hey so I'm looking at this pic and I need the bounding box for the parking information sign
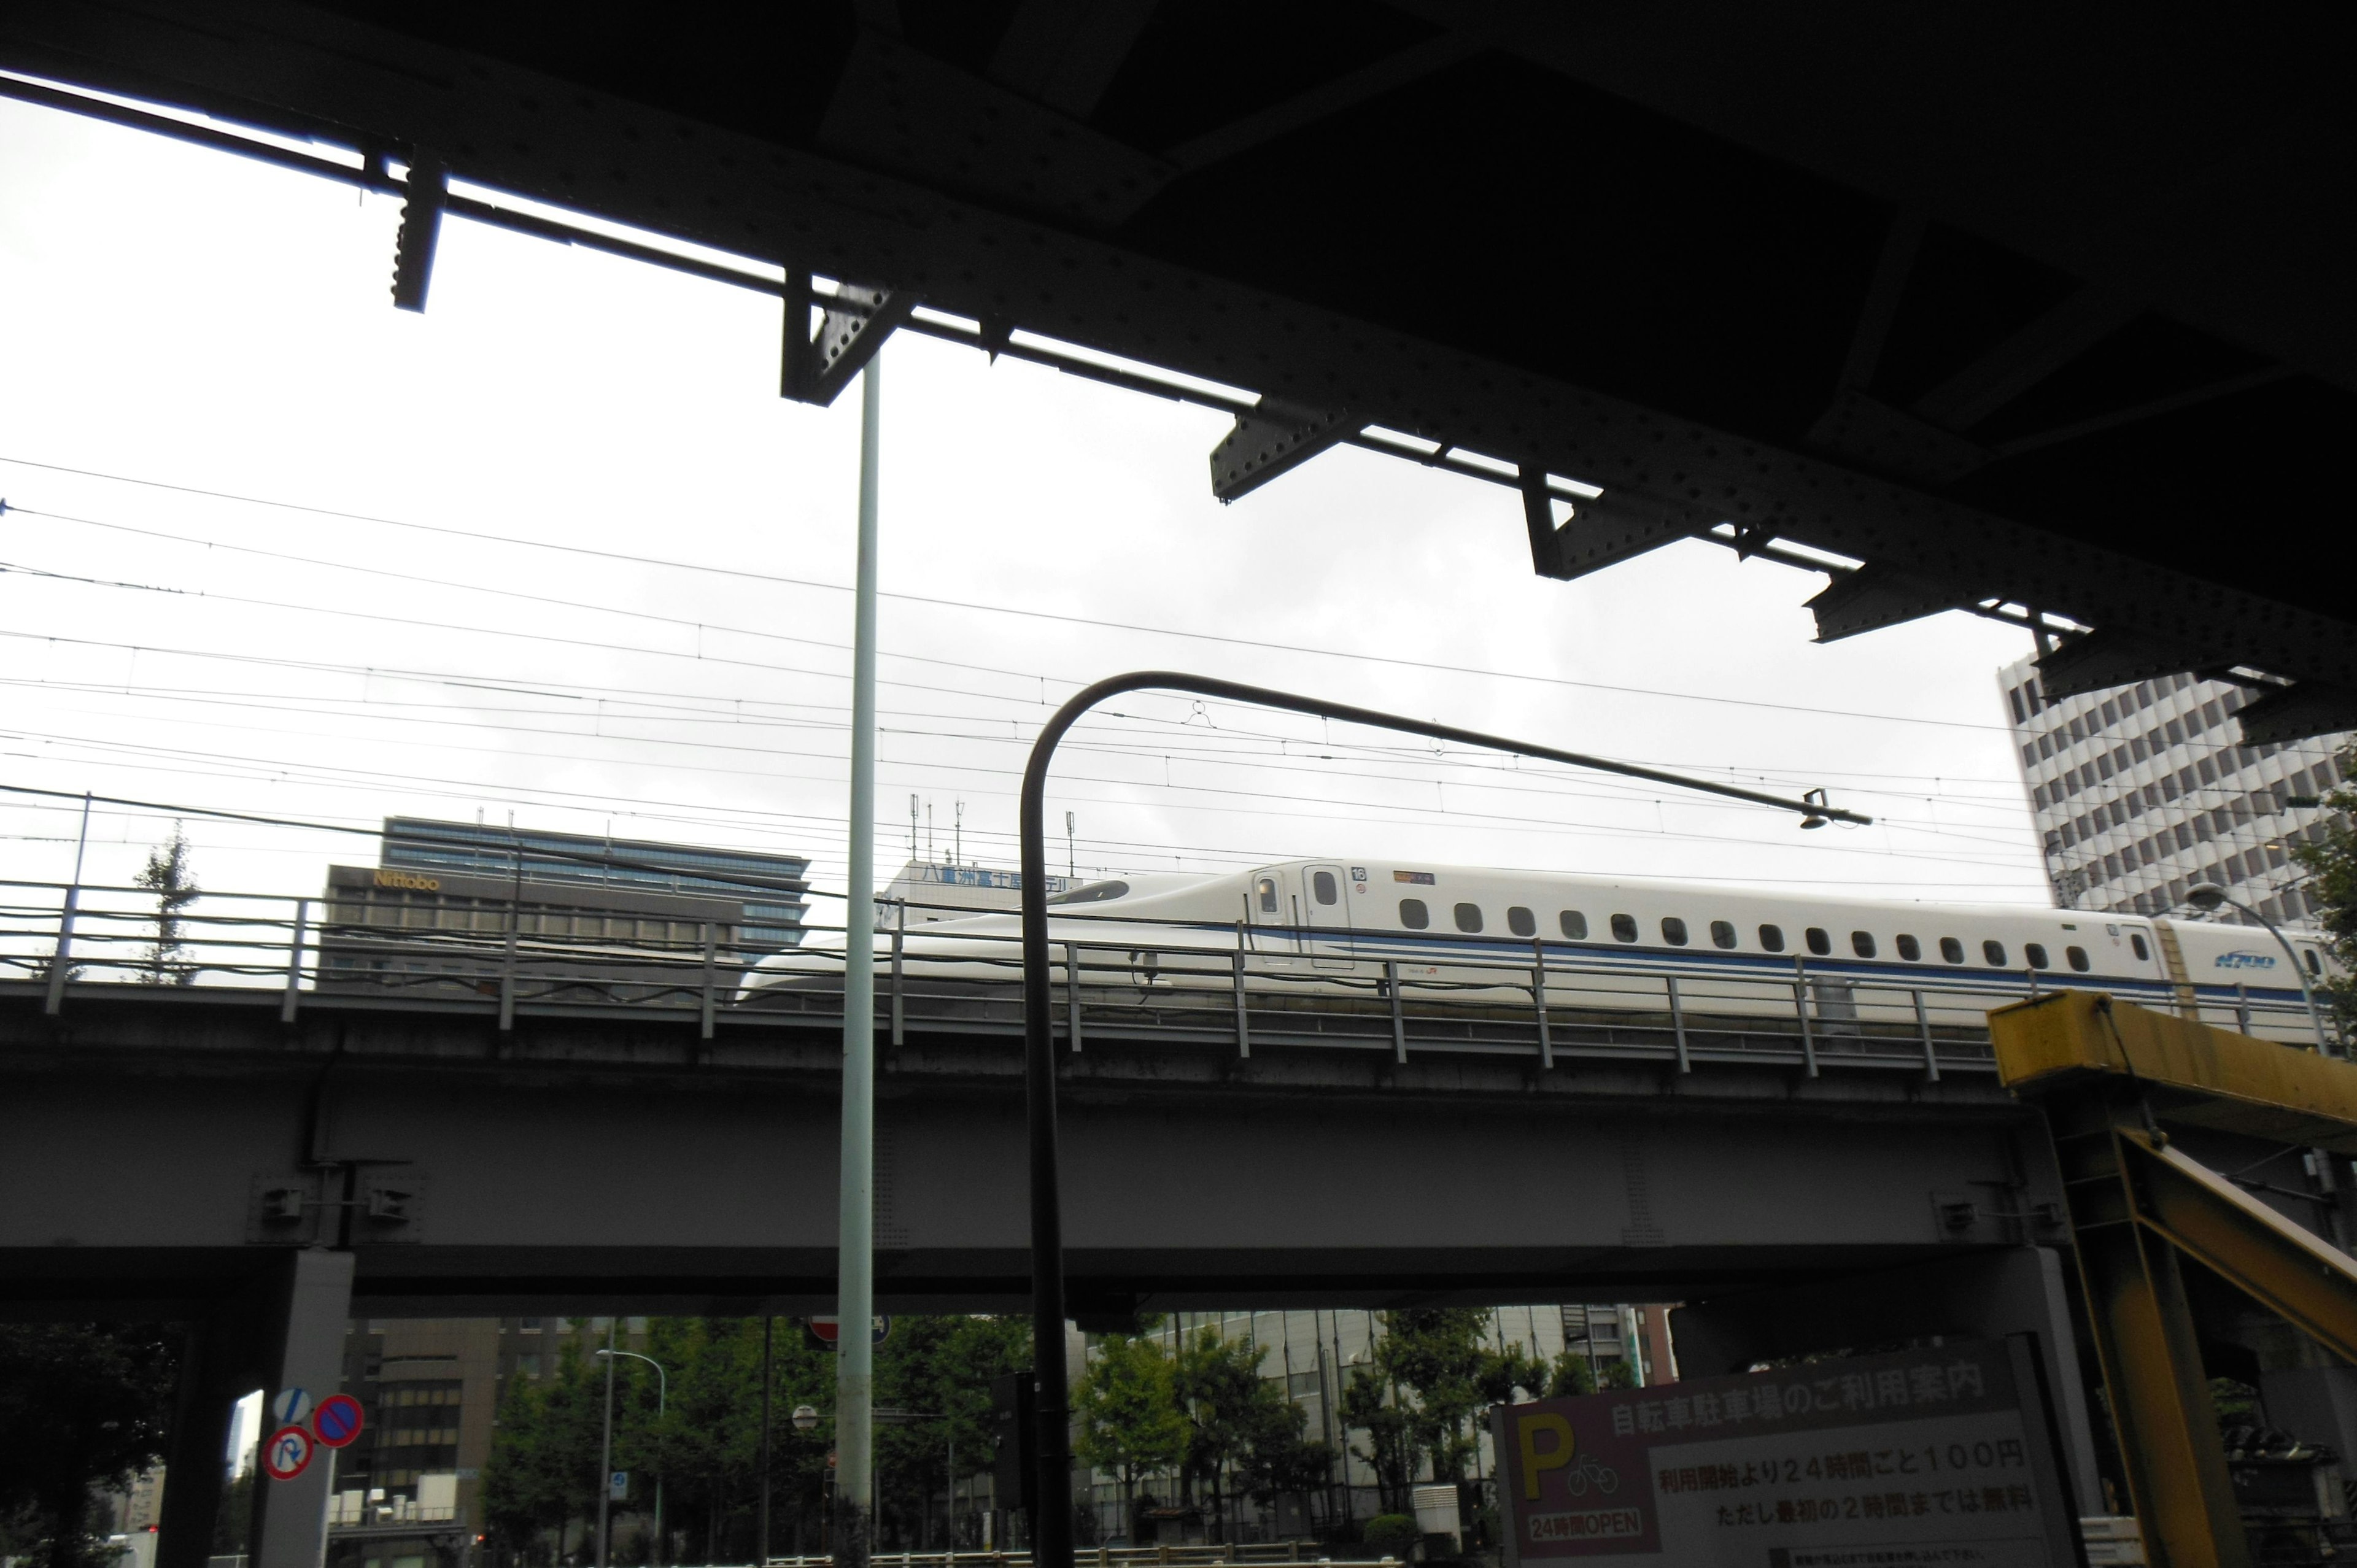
[1492,1338,2080,1567]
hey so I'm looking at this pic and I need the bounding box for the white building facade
[1998,657,2348,922]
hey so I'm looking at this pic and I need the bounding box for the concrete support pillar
[1670,1246,2103,1512]
[157,1309,252,1568]
[251,1249,356,1568]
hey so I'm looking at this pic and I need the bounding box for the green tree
[874,1315,1030,1548]
[1074,1331,1186,1531]
[1172,1327,1329,1541]
[134,824,200,984]
[0,1324,179,1568]
[1341,1312,1546,1510]
[2292,748,2357,1029]
[1544,1351,1596,1399]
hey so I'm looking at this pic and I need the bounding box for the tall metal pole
[1016,671,1870,1568]
[759,1318,773,1566]
[597,1318,617,1568]
[835,355,884,1568]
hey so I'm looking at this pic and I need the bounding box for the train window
[1611,913,1639,943]
[1940,937,1965,964]
[1851,931,1877,959]
[1399,898,1430,929]
[1710,919,1738,949]
[2067,946,2091,972]
[1312,870,1339,905]
[1983,940,2008,967]
[2307,949,2324,977]
[1758,924,1786,952]
[2025,943,2051,970]
[1896,935,1921,961]
[1661,917,1689,946]
[1257,876,1280,914]
[1454,903,1484,934]
[1507,906,1536,938]
[1805,927,1832,956]
[1560,911,1589,940]
[2131,933,2150,962]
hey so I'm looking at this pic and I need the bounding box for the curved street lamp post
[1016,672,1871,1568]
[595,1348,669,1566]
[2187,881,2331,1052]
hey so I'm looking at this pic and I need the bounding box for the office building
[1997,658,2348,922]
[318,818,811,998]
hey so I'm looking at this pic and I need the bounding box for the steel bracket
[781,268,915,406]
[1518,465,1694,580]
[389,152,446,313]
[1209,398,1357,503]
[1805,560,1983,643]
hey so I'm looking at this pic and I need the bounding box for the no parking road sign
[262,1424,314,1481]
[312,1392,365,1449]
[805,1315,891,1351]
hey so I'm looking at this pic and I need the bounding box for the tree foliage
[1074,1330,1187,1523]
[1340,1311,1546,1510]
[482,1316,1028,1565]
[0,1324,179,1568]
[134,824,200,985]
[1170,1326,1331,1540]
[2292,748,2357,1027]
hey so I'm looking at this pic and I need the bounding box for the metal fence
[0,879,2331,1071]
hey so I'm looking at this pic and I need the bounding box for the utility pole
[834,355,884,1568]
[596,1318,617,1568]
[759,1317,773,1565]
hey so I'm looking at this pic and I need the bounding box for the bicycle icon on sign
[1563,1453,1619,1497]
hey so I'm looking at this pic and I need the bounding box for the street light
[597,1348,669,1567]
[2186,882,2331,1052]
[1016,671,1872,1568]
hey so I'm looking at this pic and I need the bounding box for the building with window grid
[1998,658,2348,923]
[381,817,810,946]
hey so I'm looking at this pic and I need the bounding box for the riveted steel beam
[1209,399,1357,503]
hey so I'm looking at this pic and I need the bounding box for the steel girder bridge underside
[0,2,2350,736]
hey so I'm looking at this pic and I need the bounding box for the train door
[1301,863,1355,968]
[1246,867,1299,964]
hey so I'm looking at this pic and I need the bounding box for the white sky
[0,93,2051,928]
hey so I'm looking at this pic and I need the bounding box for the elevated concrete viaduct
[0,982,2059,1319]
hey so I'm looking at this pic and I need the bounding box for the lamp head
[1799,788,1829,830]
[792,1403,820,1432]
[2187,882,2228,913]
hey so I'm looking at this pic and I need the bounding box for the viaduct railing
[0,878,2327,1075]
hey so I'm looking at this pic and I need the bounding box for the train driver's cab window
[1256,876,1280,914]
[1940,937,1965,964]
[1710,920,1737,949]
[1895,935,1921,961]
[1611,913,1639,943]
[1983,940,2008,967]
[1399,898,1430,929]
[1805,927,1832,956]
[1560,911,1589,940]
[2025,943,2050,970]
[1311,870,1339,905]
[1851,931,1876,958]
[1661,917,1689,946]
[2067,946,2091,972]
[1507,906,1536,937]
[1454,903,1484,933]
[2131,933,2151,962]
[2307,949,2326,977]
[1758,924,1786,952]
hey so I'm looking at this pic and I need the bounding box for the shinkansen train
[743,859,2339,1045]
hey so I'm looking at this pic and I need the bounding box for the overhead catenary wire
[0,459,2018,732]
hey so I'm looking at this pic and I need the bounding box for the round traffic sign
[262,1424,314,1481]
[806,1315,891,1349]
[312,1392,365,1449]
[269,1386,311,1426]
